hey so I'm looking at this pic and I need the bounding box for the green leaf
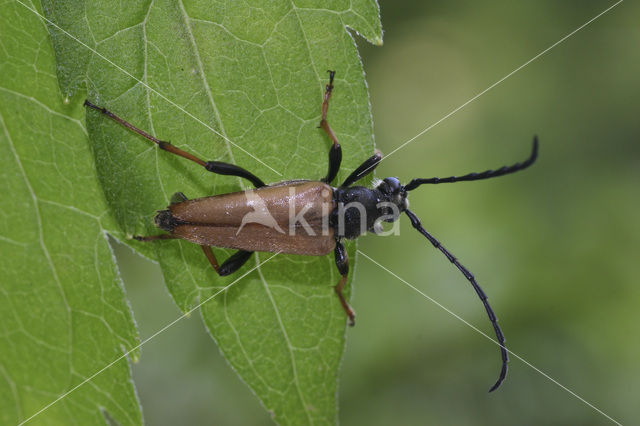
[43,0,381,424]
[0,1,141,425]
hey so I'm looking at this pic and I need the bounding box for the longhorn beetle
[85,71,538,391]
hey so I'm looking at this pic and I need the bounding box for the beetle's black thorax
[331,184,407,239]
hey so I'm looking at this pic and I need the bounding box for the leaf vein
[255,252,314,425]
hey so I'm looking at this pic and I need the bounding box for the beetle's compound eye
[377,177,402,195]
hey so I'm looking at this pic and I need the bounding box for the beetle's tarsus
[84,99,109,115]
[320,71,342,182]
[333,241,356,325]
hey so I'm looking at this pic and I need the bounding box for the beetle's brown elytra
[85,70,539,392]
[162,181,336,255]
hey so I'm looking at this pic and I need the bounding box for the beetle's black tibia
[218,250,254,276]
[204,161,265,188]
[201,245,254,276]
[334,240,355,326]
[325,145,342,184]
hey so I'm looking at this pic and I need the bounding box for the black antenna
[404,209,509,392]
[404,137,538,191]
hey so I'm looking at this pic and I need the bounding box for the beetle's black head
[375,177,409,223]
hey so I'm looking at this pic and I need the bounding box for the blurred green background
[112,1,639,424]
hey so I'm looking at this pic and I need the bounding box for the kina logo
[236,190,285,235]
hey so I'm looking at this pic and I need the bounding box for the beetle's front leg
[341,150,383,188]
[319,71,342,184]
[334,239,355,326]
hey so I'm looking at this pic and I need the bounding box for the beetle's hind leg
[319,71,342,184]
[84,101,266,188]
[334,239,355,326]
[132,235,253,276]
[201,246,253,276]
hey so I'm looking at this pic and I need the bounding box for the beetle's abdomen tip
[155,210,178,232]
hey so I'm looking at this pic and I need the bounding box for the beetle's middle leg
[341,150,383,188]
[84,100,265,188]
[334,239,355,326]
[319,71,342,184]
